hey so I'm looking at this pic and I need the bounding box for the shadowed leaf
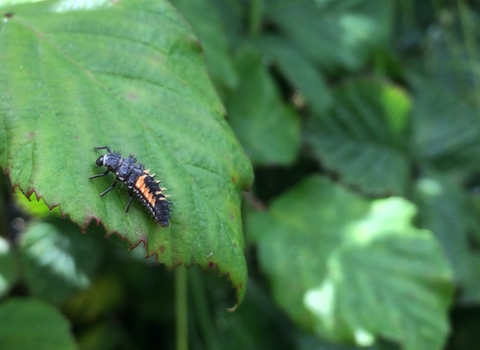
[0,298,76,350]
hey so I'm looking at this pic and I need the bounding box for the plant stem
[189,268,219,350]
[176,266,188,350]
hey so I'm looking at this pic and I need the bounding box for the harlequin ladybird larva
[89,146,172,227]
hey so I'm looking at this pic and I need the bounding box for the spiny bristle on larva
[161,187,167,191]
[155,180,161,184]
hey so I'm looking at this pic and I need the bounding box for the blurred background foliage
[2,0,480,349]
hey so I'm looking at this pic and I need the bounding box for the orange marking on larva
[135,175,157,207]
[135,175,147,190]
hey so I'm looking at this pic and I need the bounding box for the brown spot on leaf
[208,262,216,269]
[159,244,165,253]
[231,176,236,184]
[233,243,237,249]
[127,92,137,100]
[4,13,13,18]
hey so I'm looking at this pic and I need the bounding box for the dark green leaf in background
[317,198,453,350]
[411,83,480,175]
[0,237,18,298]
[413,172,476,284]
[0,0,253,301]
[247,176,371,330]
[0,298,76,350]
[169,0,238,90]
[227,48,301,166]
[20,219,102,305]
[307,79,411,196]
[248,176,454,350]
[258,35,332,115]
[266,0,393,72]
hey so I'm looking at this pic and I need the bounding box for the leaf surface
[0,0,253,301]
[411,83,480,174]
[413,172,478,285]
[266,0,393,72]
[247,176,454,349]
[258,35,332,114]
[227,48,300,165]
[307,79,411,196]
[169,0,238,89]
[0,298,76,350]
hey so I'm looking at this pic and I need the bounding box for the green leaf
[14,189,62,218]
[0,237,19,298]
[0,298,76,350]
[314,198,453,350]
[0,0,252,302]
[227,48,301,165]
[20,219,102,304]
[307,79,411,196]
[248,176,454,350]
[247,176,371,330]
[169,0,238,89]
[411,83,480,174]
[266,0,393,72]
[258,35,332,114]
[413,172,476,285]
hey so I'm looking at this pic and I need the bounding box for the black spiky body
[89,146,172,227]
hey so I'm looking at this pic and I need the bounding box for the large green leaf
[0,298,76,350]
[0,0,253,301]
[247,176,454,350]
[307,79,411,196]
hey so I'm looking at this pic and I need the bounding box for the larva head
[95,152,122,170]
